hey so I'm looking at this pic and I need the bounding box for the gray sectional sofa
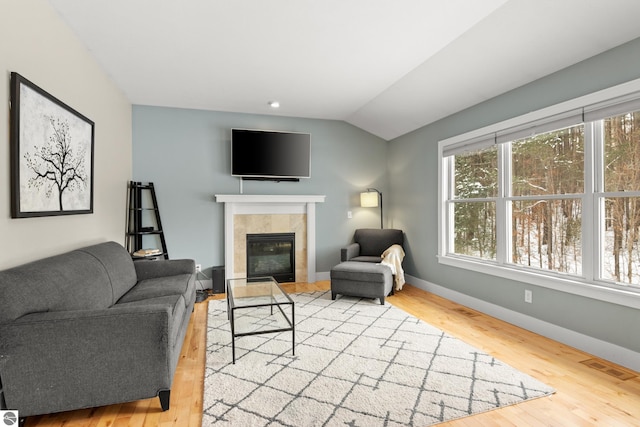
[0,241,196,420]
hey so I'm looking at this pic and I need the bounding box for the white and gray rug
[203,291,554,426]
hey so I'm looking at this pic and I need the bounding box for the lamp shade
[360,191,379,207]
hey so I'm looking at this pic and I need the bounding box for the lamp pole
[367,188,383,229]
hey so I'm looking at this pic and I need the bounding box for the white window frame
[438,78,640,310]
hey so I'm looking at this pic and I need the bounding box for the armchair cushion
[341,229,404,263]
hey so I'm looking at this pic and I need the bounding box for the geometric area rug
[202,291,554,426]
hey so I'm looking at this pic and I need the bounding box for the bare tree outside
[23,116,88,211]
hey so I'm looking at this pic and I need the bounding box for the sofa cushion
[116,274,194,308]
[0,251,112,323]
[134,259,195,281]
[78,241,137,303]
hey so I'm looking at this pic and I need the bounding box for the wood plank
[24,281,640,426]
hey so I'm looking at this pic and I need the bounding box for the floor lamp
[360,188,383,229]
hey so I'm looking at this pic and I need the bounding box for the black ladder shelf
[126,181,169,259]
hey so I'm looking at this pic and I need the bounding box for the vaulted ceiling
[50,0,640,140]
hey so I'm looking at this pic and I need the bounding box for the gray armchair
[341,228,404,263]
[333,228,405,302]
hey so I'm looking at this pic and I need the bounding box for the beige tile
[271,214,290,232]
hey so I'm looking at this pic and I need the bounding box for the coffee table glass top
[227,276,292,308]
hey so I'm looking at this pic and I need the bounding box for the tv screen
[231,129,311,179]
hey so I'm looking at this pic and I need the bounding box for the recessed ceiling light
[268,101,280,108]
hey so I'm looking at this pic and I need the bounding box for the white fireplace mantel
[215,194,326,205]
[215,194,326,282]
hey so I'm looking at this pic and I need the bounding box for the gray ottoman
[330,261,393,305]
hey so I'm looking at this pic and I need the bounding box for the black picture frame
[10,72,95,218]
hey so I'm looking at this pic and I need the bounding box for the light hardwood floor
[26,281,640,426]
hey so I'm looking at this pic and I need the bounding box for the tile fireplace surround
[215,194,326,283]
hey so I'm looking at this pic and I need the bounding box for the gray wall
[387,37,640,354]
[132,106,387,274]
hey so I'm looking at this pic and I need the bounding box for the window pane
[511,199,582,275]
[604,111,640,192]
[512,125,584,196]
[454,147,498,198]
[602,197,640,286]
[453,201,496,260]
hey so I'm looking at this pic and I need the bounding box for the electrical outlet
[347,211,352,219]
[196,264,202,272]
[524,289,533,304]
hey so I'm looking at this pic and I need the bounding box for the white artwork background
[19,83,92,212]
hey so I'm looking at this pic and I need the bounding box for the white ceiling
[50,0,640,140]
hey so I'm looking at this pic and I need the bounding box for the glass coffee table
[226,276,295,364]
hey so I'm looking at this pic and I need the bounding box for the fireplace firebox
[246,233,295,283]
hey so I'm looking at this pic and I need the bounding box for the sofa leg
[380,296,385,305]
[158,389,170,411]
[331,292,336,300]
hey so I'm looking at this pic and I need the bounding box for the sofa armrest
[341,243,361,262]
[135,259,195,281]
[0,305,174,416]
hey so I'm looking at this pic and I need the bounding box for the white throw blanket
[380,244,405,291]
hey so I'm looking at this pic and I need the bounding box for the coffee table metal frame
[226,276,295,364]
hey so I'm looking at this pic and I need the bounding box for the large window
[510,125,584,275]
[440,89,640,301]
[452,146,497,260]
[600,111,640,285]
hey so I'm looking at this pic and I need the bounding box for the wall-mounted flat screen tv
[231,128,311,180]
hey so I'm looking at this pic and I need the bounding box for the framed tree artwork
[10,72,95,218]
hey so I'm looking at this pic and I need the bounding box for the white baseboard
[405,274,640,372]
